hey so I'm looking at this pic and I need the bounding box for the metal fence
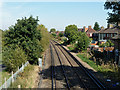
[0,61,29,89]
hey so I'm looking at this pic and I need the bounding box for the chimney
[101,26,104,30]
[83,26,86,29]
[107,23,114,28]
[83,26,88,32]
[88,26,92,29]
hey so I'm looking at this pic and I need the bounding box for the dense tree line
[2,16,50,72]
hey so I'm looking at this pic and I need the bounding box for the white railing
[0,61,29,89]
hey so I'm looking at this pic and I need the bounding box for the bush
[59,32,64,37]
[75,33,90,51]
[3,46,28,72]
[99,40,114,47]
[51,33,56,38]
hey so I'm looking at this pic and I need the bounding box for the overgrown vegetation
[2,16,50,72]
[10,65,39,88]
[0,70,11,86]
[99,40,114,47]
[77,52,120,80]
[37,24,51,52]
[3,46,27,72]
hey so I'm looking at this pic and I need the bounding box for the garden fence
[0,61,29,89]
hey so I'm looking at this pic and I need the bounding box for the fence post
[22,63,24,72]
[38,58,42,71]
[18,85,21,89]
[27,61,29,65]
[18,66,19,71]
[12,71,14,83]
[5,77,7,88]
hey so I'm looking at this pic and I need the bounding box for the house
[93,23,120,42]
[86,26,96,38]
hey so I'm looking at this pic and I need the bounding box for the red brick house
[86,26,96,38]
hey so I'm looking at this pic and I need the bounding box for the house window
[90,33,92,37]
[100,34,102,40]
[103,34,106,37]
[114,33,117,36]
[107,34,109,37]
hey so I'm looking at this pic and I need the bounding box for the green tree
[59,32,64,37]
[104,1,120,25]
[65,25,78,43]
[65,25,78,37]
[3,16,42,64]
[68,30,78,44]
[51,33,57,38]
[37,24,51,51]
[93,22,100,31]
[76,32,90,51]
[50,28,56,33]
[3,46,27,72]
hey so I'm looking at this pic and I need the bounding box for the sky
[0,0,109,31]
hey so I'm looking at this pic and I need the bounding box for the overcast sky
[0,0,109,31]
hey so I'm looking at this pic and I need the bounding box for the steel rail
[53,40,106,89]
[54,41,88,88]
[50,41,70,90]
[50,45,56,89]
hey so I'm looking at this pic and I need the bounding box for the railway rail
[50,42,70,89]
[50,40,106,89]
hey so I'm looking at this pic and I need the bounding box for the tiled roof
[86,28,96,33]
[98,27,120,34]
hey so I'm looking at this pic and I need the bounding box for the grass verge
[10,64,39,88]
[68,46,74,51]
[77,53,100,71]
[77,53,120,80]
[0,70,11,86]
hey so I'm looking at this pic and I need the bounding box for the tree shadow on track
[40,65,99,89]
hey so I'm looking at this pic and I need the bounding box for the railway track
[50,42,70,89]
[50,40,106,89]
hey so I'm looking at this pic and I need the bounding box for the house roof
[86,28,96,34]
[98,27,120,34]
